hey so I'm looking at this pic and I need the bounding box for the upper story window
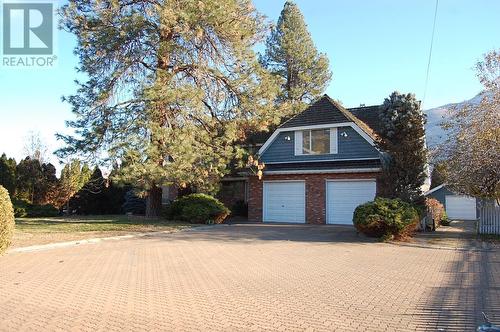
[294,127,338,155]
[303,129,330,154]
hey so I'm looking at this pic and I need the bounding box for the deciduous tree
[439,50,500,203]
[23,131,49,164]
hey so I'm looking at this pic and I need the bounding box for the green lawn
[16,215,191,233]
[13,215,194,248]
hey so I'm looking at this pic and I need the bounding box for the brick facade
[248,172,381,224]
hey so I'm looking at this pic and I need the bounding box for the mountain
[424,93,484,147]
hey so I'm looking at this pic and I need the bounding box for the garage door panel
[263,182,305,223]
[327,181,376,225]
[445,195,476,220]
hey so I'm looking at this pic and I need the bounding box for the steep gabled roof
[242,95,383,147]
[279,94,379,141]
[280,95,350,128]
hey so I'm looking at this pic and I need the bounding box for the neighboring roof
[264,159,382,172]
[347,105,383,135]
[424,184,446,196]
[243,130,273,146]
[279,95,379,141]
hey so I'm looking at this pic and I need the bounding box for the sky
[1,0,499,169]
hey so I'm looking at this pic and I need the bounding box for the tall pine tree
[377,92,427,202]
[58,0,279,217]
[260,1,331,116]
[0,154,16,197]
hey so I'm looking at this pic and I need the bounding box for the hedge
[12,198,59,218]
[168,193,230,224]
[0,185,15,254]
[353,197,420,239]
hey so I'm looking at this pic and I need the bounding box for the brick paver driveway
[0,224,498,331]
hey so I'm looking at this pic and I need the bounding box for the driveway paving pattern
[0,224,498,331]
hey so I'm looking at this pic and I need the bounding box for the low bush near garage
[423,198,447,230]
[0,185,15,254]
[353,197,420,239]
[168,194,230,224]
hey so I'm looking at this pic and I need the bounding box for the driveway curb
[8,225,214,254]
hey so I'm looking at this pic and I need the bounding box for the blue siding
[260,127,380,163]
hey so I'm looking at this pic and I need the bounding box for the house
[246,94,385,225]
[424,184,478,220]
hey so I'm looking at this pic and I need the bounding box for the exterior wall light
[340,131,348,138]
[284,135,291,141]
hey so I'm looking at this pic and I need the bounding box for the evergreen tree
[35,163,59,205]
[104,179,128,215]
[70,167,107,214]
[122,190,146,215]
[54,160,92,210]
[377,92,427,202]
[0,154,16,197]
[58,0,279,217]
[15,157,43,203]
[261,1,331,116]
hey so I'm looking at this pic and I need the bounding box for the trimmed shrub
[28,204,59,217]
[0,185,15,254]
[12,198,59,217]
[169,193,230,224]
[353,197,420,239]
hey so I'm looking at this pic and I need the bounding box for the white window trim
[330,127,338,154]
[259,122,376,156]
[294,127,337,156]
[294,130,303,156]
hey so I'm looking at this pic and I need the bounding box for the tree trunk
[146,185,162,218]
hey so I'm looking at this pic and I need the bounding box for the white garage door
[445,195,477,220]
[263,181,305,223]
[326,180,376,225]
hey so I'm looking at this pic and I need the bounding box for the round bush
[0,185,15,254]
[169,193,230,224]
[353,197,419,239]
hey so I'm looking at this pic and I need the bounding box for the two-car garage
[262,179,376,224]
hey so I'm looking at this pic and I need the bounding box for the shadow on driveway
[141,223,377,244]
[413,248,500,330]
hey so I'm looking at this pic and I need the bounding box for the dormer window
[294,127,338,155]
[303,129,330,154]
